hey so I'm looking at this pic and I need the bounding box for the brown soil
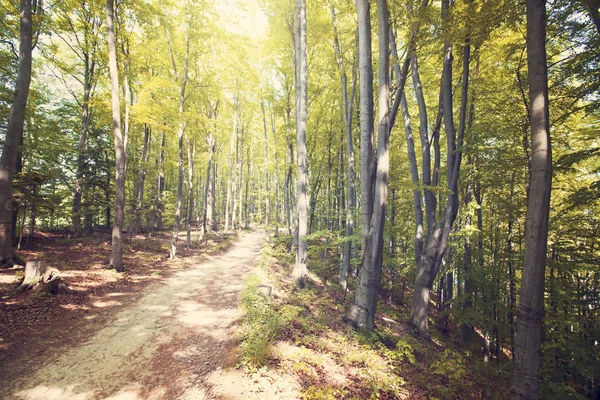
[0,229,264,400]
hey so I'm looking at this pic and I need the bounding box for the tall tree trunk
[185,136,195,248]
[261,98,270,226]
[410,0,471,337]
[293,0,309,288]
[106,0,127,272]
[202,136,215,236]
[134,125,150,233]
[0,0,32,266]
[347,0,389,330]
[390,27,423,265]
[155,132,165,231]
[225,102,237,232]
[285,104,294,236]
[212,160,217,230]
[510,0,552,397]
[270,107,280,237]
[169,29,190,260]
[238,127,244,230]
[331,5,357,291]
[411,53,436,238]
[72,61,95,235]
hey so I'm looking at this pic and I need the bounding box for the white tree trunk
[293,0,309,288]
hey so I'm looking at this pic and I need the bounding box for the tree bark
[510,0,552,397]
[331,5,357,291]
[72,57,96,235]
[169,28,190,260]
[410,0,471,337]
[584,0,600,36]
[155,132,165,231]
[185,136,195,248]
[134,125,151,233]
[225,101,237,232]
[293,0,309,288]
[347,0,389,330]
[270,108,280,236]
[106,0,127,272]
[261,98,270,226]
[202,135,215,236]
[0,0,32,267]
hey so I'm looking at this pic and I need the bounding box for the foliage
[240,273,300,367]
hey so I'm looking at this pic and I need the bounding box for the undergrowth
[238,233,510,399]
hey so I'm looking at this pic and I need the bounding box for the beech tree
[106,0,126,272]
[293,0,308,288]
[510,0,552,398]
[0,0,33,267]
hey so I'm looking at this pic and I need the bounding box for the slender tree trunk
[511,0,552,397]
[72,63,95,235]
[245,148,250,229]
[155,132,165,231]
[212,161,217,230]
[347,0,388,330]
[411,54,435,238]
[285,104,294,236]
[331,5,357,291]
[361,0,390,329]
[410,0,471,337]
[169,29,189,260]
[186,136,195,248]
[293,0,309,287]
[106,0,127,272]
[261,99,270,226]
[390,27,423,265]
[225,103,237,232]
[232,128,239,231]
[271,107,280,237]
[134,125,150,233]
[238,129,244,230]
[0,0,32,266]
[202,136,215,235]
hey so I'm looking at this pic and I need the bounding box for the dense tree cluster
[0,0,598,397]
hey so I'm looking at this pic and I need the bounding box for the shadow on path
[3,230,264,400]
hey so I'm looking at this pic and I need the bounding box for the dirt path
[2,230,265,400]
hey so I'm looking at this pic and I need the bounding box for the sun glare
[216,0,269,39]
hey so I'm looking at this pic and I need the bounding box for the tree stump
[18,261,69,294]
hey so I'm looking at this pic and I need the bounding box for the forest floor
[0,228,261,399]
[226,234,513,400]
[0,229,512,400]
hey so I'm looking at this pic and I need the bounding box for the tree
[169,19,190,260]
[360,0,391,331]
[329,2,357,291]
[345,0,383,330]
[293,0,308,288]
[409,0,472,338]
[45,0,104,235]
[0,0,33,267]
[106,0,126,272]
[510,0,552,397]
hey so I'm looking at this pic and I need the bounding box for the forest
[0,0,599,398]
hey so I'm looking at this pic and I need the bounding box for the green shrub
[240,275,301,367]
[431,349,466,382]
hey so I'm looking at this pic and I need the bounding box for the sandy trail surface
[2,230,264,400]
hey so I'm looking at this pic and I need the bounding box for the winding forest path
[2,230,265,400]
